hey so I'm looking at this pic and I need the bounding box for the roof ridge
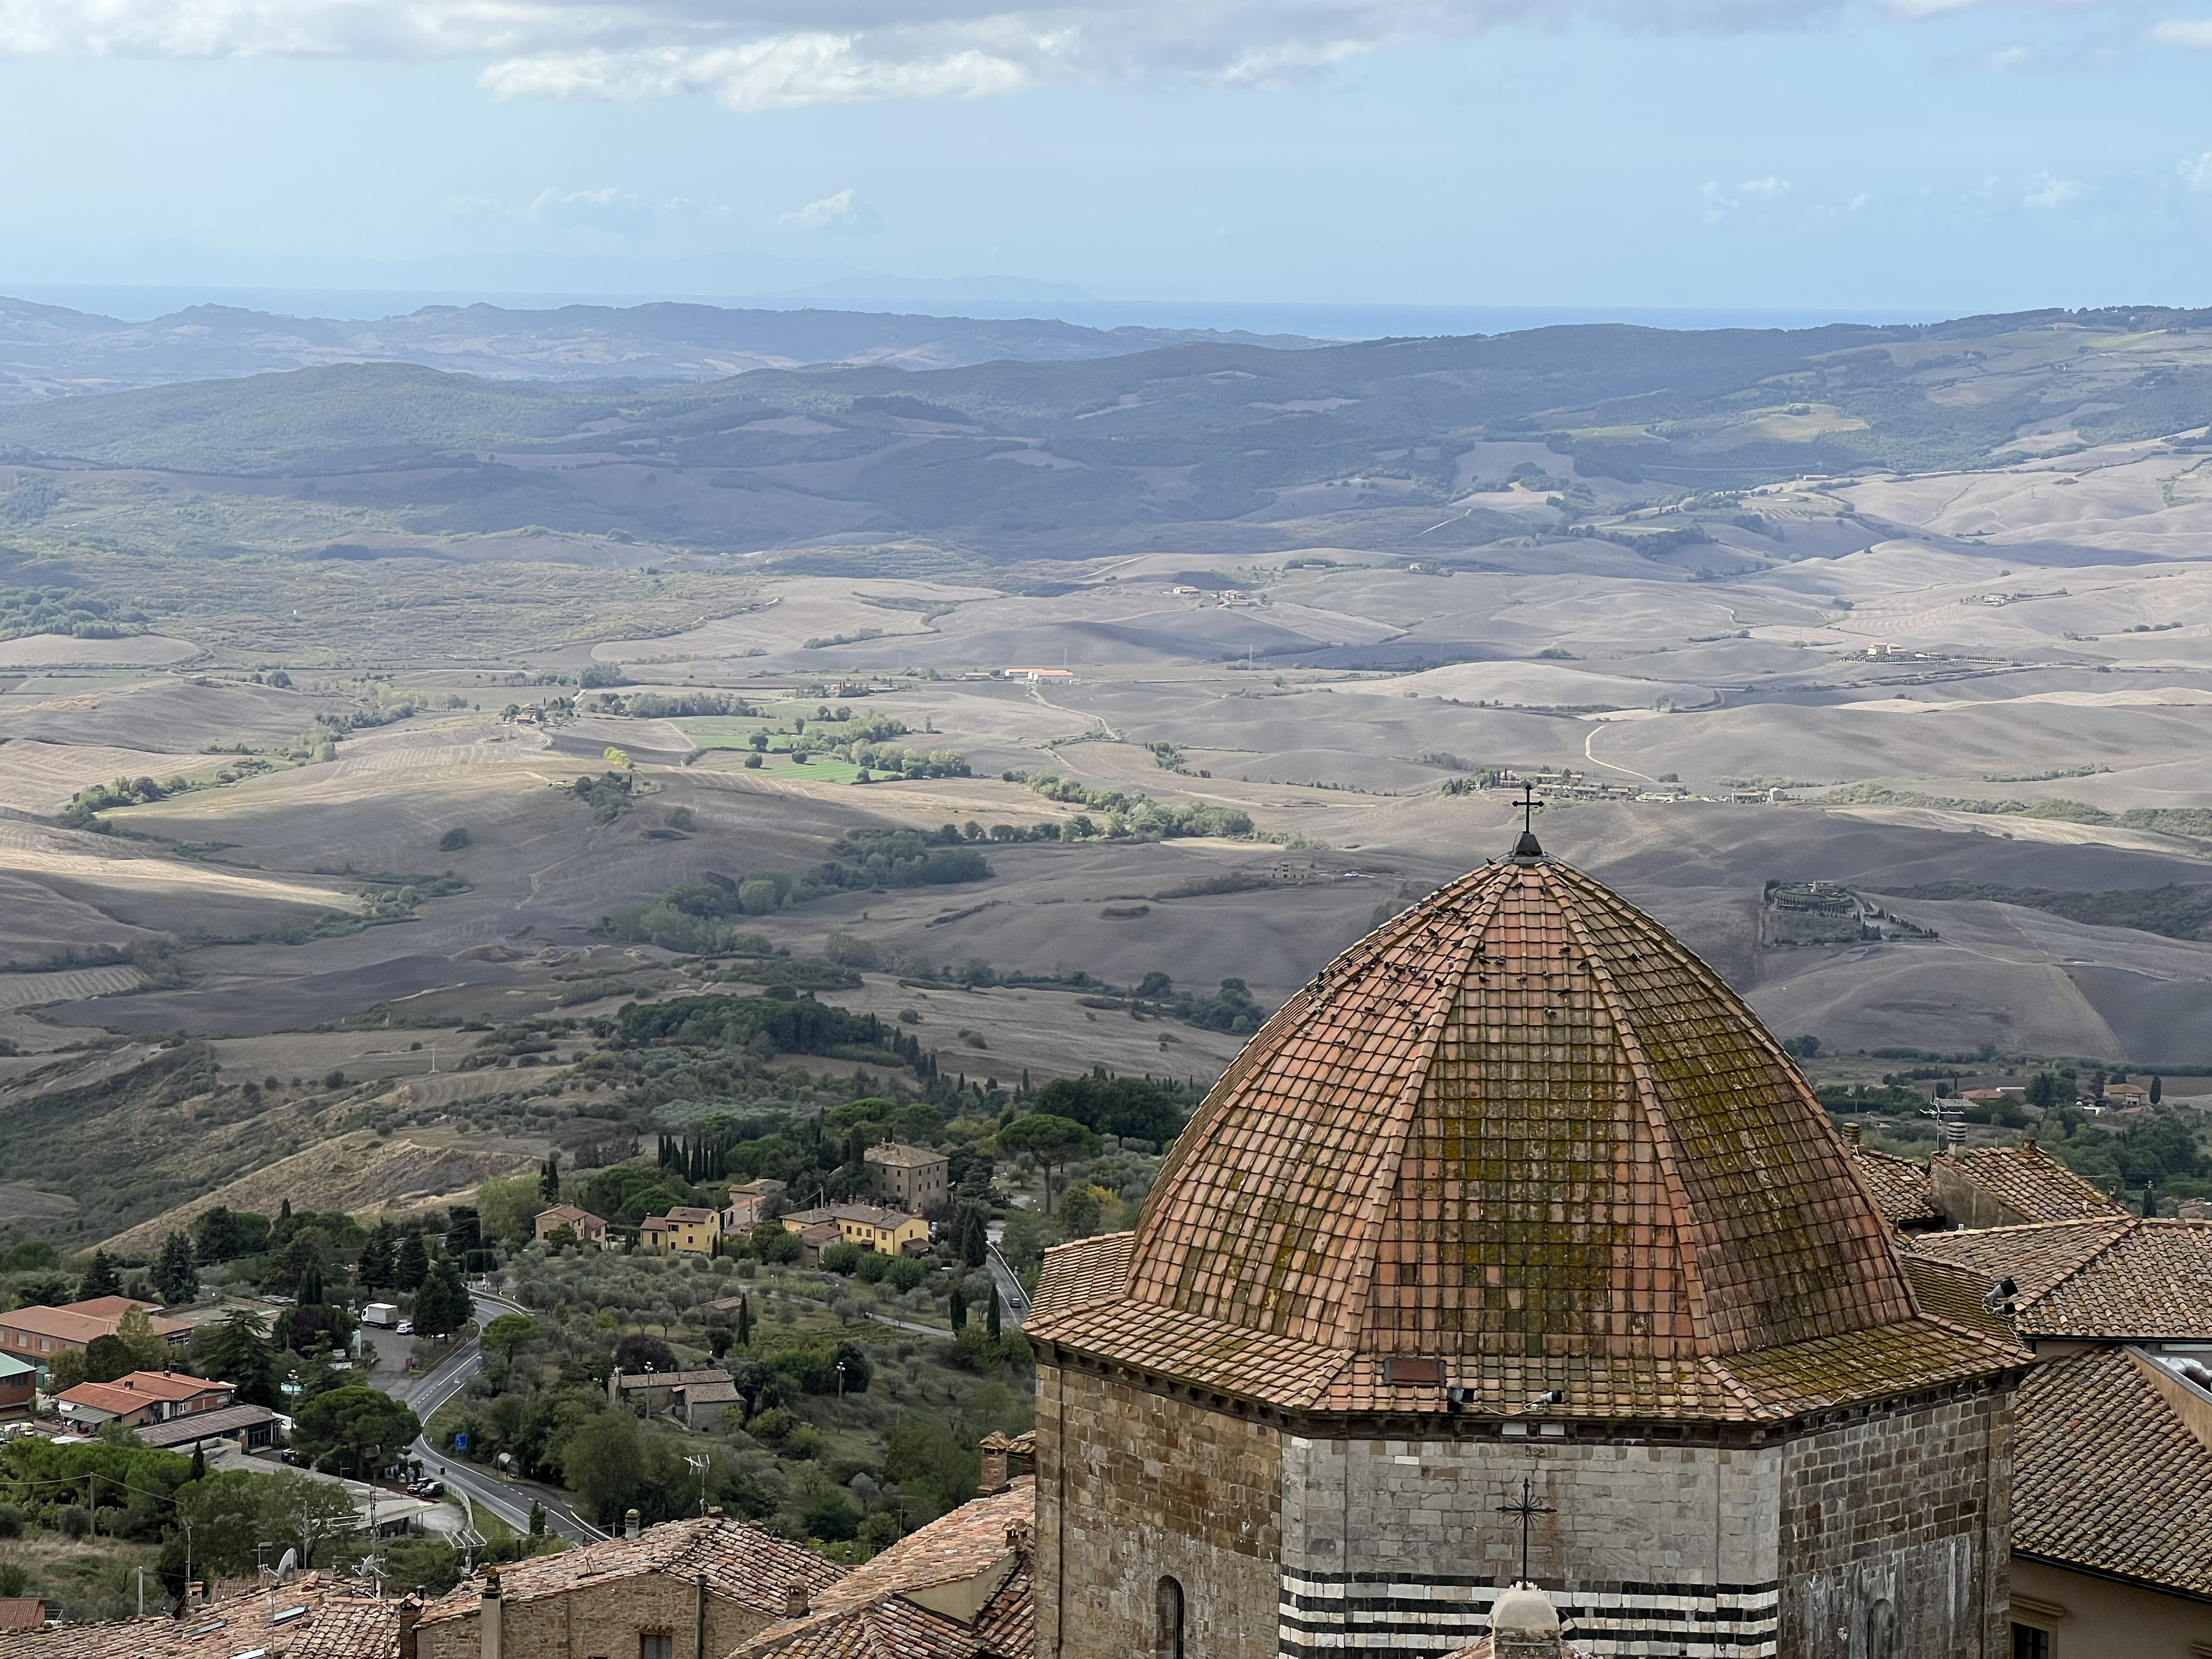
[1547,865,1719,1348]
[1333,877,1511,1348]
[2019,1213,2143,1309]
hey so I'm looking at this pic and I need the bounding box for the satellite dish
[275,1548,299,1583]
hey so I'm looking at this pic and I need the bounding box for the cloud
[1737,175,1790,199]
[528,185,658,234]
[2022,170,2083,208]
[2151,18,2212,45]
[2182,152,2212,189]
[0,1,2167,112]
[779,187,880,230]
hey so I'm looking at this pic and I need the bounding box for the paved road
[378,1291,607,1546]
[985,1244,1030,1328]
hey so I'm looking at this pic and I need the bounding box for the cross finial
[1509,781,1547,861]
[1496,1474,1556,1584]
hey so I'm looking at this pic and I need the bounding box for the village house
[0,1571,395,1659]
[530,1204,608,1249]
[720,1178,787,1235]
[1913,1216,2212,1654]
[410,1511,843,1659]
[862,1141,950,1212]
[778,1203,928,1257]
[0,1298,190,1375]
[54,1370,235,1431]
[0,1354,33,1415]
[638,1205,720,1258]
[1844,1128,2126,1233]
[724,1480,1036,1659]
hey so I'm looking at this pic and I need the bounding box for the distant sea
[7,283,1955,341]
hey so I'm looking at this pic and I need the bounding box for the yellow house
[639,1205,722,1256]
[780,1202,930,1256]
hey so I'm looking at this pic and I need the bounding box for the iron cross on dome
[1514,781,1546,837]
[1497,1474,1556,1584]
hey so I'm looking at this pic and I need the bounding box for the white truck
[361,1302,400,1328]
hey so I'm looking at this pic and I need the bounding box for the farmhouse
[639,1206,720,1258]
[863,1141,950,1212]
[54,1370,235,1431]
[779,1203,928,1256]
[531,1204,608,1248]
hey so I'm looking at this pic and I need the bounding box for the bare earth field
[4,410,2212,1240]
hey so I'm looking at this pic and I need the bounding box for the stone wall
[1279,1429,1783,1657]
[415,1577,776,1659]
[1036,1362,1285,1659]
[1778,1390,2013,1659]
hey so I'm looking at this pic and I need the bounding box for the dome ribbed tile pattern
[1127,858,1913,1361]
[1027,852,2029,1421]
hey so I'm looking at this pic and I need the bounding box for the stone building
[864,1142,952,1213]
[1025,834,2031,1659]
[411,1514,842,1659]
[1843,1133,2124,1235]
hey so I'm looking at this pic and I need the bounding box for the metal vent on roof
[272,1604,309,1624]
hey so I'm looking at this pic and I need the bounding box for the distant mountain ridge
[0,294,1322,404]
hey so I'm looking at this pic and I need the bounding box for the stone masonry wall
[1777,1390,2013,1659]
[1036,1363,1284,1659]
[1279,1429,1785,1657]
[415,1577,776,1659]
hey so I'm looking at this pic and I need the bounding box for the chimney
[1843,1123,1861,1145]
[707,1506,723,1519]
[980,1437,1009,1494]
[1489,1582,1564,1659]
[2025,1136,2038,1152]
[1945,1121,1966,1152]
[783,1583,810,1620]
[694,1571,708,1659]
[626,1509,641,1541]
[480,1568,502,1659]
[398,1597,421,1659]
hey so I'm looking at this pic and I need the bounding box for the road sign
[454,1433,469,1450]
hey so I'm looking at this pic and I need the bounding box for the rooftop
[727,1483,1035,1659]
[1029,852,2025,1422]
[418,1516,843,1626]
[535,1204,602,1227]
[1936,1142,2124,1223]
[1912,1215,2212,1340]
[0,1577,392,1659]
[56,1372,228,1413]
[1842,1140,1940,1228]
[2013,1345,2212,1599]
[0,1304,189,1345]
[864,1142,948,1169]
[785,1204,917,1229]
[135,1403,278,1449]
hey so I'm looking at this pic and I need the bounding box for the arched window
[1866,1598,1896,1659]
[1156,1575,1186,1659]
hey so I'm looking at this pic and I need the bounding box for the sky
[6,1,2212,317]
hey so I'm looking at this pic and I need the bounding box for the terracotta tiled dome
[1128,850,1913,1361]
[1027,845,2025,1420]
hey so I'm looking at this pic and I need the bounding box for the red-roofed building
[54,1371,235,1430]
[0,1300,189,1377]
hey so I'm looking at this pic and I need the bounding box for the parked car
[396,1320,414,1334]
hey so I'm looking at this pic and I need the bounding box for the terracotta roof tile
[1027,854,2018,1420]
[1911,1217,2212,1340]
[811,1482,1033,1617]
[2015,1347,2212,1597]
[1844,1144,1940,1227]
[0,1583,393,1659]
[418,1517,842,1627]
[1939,1144,2124,1222]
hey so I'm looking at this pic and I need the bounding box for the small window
[640,1636,673,1659]
[2012,1626,2051,1659]
[1156,1576,1185,1659]
[1866,1599,1896,1659]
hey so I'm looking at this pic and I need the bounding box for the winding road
[375,1291,607,1546]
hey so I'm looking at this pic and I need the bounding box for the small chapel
[1025,826,2030,1658]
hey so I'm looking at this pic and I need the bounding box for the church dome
[1126,848,1916,1364]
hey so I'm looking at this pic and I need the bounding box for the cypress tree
[949,1287,967,1332]
[737,1295,752,1348]
[987,1285,1001,1340]
[395,1232,429,1292]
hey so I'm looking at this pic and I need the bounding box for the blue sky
[5,1,2212,314]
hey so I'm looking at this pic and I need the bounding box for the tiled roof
[536,1205,602,1228]
[0,1305,188,1345]
[1937,1144,2124,1222]
[727,1561,1031,1659]
[865,1144,948,1170]
[65,1298,161,1321]
[0,1580,393,1659]
[1911,1216,2212,1339]
[2014,1346,2212,1597]
[1844,1143,1940,1227]
[666,1207,718,1223]
[58,1373,229,1413]
[1027,854,2018,1420]
[416,1516,842,1627]
[611,1366,731,1393]
[135,1404,278,1448]
[728,1486,1036,1659]
[813,1483,1034,1617]
[785,1204,918,1229]
[0,1606,41,1636]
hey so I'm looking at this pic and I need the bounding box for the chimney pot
[784,1583,810,1619]
[625,1508,641,1541]
[707,1506,723,1519]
